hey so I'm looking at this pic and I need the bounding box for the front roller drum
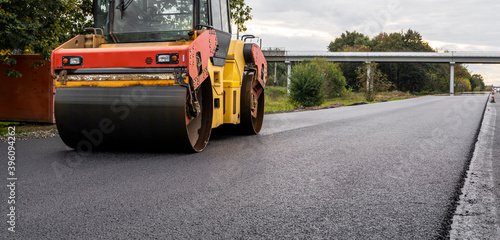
[55,82,213,152]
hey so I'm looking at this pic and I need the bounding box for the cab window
[211,0,222,30]
[220,0,230,32]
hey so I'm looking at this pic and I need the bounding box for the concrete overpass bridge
[263,50,500,95]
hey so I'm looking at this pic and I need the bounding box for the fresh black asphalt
[0,94,490,239]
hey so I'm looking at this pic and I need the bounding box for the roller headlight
[156,53,179,64]
[62,56,83,66]
[158,55,170,63]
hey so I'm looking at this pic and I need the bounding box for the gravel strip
[0,129,59,142]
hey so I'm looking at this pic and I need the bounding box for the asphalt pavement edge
[449,96,499,239]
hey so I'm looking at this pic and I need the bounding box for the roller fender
[243,43,268,88]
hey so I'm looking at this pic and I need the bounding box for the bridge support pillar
[366,61,373,93]
[450,62,455,96]
[286,61,291,95]
[274,62,278,87]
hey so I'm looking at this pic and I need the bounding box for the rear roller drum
[240,72,265,134]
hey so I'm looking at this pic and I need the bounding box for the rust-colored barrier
[0,54,55,123]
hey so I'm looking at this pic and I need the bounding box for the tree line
[327,30,486,93]
[268,29,486,96]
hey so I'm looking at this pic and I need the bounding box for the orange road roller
[51,0,267,152]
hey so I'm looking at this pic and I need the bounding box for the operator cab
[93,0,231,65]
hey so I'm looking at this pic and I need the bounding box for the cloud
[244,0,500,85]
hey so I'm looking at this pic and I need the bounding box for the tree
[402,29,434,52]
[469,74,485,91]
[422,64,449,93]
[371,30,439,93]
[328,31,372,91]
[455,77,471,92]
[452,64,472,92]
[372,30,433,52]
[266,62,288,87]
[0,0,93,77]
[356,62,392,101]
[372,32,404,51]
[229,0,252,39]
[328,31,372,52]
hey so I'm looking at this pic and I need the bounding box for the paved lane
[0,95,489,239]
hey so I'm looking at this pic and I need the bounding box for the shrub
[289,61,326,107]
[316,59,347,97]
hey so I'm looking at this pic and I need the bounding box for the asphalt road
[0,94,490,239]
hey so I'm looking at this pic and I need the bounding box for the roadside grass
[321,92,366,107]
[0,122,56,136]
[265,87,295,112]
[0,122,20,127]
[0,122,21,136]
[264,87,415,113]
[387,98,409,102]
[375,91,415,101]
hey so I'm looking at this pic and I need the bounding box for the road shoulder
[450,97,499,239]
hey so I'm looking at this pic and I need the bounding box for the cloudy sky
[239,0,500,86]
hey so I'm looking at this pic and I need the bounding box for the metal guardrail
[262,50,500,64]
[262,50,500,95]
[262,48,286,57]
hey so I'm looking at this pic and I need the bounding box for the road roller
[51,0,267,152]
